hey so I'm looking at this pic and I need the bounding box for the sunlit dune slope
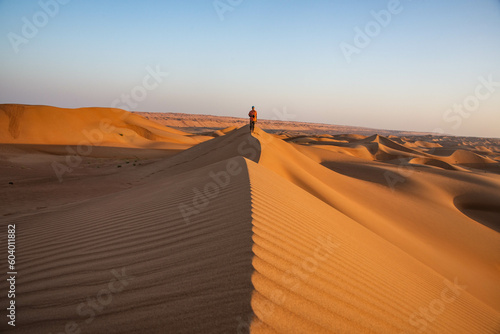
[247,158,500,333]
[0,104,200,149]
[251,127,500,311]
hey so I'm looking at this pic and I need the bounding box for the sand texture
[1,105,499,333]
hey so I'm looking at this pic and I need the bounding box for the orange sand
[1,104,499,333]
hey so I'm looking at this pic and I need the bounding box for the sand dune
[0,104,202,149]
[403,140,443,149]
[251,128,500,311]
[1,107,499,333]
[408,157,458,171]
[248,158,499,333]
[334,134,367,141]
[286,134,428,162]
[2,157,255,334]
[283,131,500,174]
[445,149,497,165]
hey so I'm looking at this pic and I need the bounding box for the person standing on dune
[248,106,257,133]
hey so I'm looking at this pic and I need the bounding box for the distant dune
[1,105,499,333]
[0,104,202,150]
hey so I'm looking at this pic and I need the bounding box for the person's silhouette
[248,106,257,133]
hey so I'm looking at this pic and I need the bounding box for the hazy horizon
[1,0,499,138]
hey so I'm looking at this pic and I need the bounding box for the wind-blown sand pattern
[1,104,499,333]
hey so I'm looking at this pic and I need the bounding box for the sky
[0,0,499,137]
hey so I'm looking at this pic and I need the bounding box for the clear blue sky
[0,0,499,137]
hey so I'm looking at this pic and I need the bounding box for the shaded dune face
[409,157,457,170]
[1,156,256,334]
[1,104,25,138]
[1,107,499,333]
[319,161,402,186]
[124,123,159,140]
[454,194,500,233]
[153,125,261,177]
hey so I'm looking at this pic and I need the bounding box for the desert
[1,2,499,333]
[0,104,499,333]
